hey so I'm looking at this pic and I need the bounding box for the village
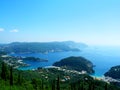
[1,54,30,68]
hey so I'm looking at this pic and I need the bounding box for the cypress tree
[81,82,84,90]
[105,83,108,90]
[70,83,75,90]
[17,71,22,85]
[92,83,95,90]
[41,79,44,90]
[70,84,73,90]
[77,80,81,90]
[1,62,7,81]
[88,82,92,90]
[31,78,38,90]
[56,76,60,90]
[52,79,55,90]
[10,66,13,86]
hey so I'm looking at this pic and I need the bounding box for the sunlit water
[11,46,120,77]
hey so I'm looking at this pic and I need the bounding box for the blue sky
[0,0,120,45]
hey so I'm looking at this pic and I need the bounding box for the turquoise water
[11,46,120,77]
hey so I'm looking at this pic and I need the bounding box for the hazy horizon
[0,0,120,46]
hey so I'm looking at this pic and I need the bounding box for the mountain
[104,65,120,79]
[104,65,120,87]
[0,41,87,54]
[53,56,94,74]
[61,41,87,49]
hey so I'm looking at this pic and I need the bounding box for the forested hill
[0,41,87,54]
[104,65,120,79]
[53,56,94,74]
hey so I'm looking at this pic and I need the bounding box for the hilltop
[0,41,87,54]
[53,56,94,74]
[104,65,120,86]
[104,65,120,79]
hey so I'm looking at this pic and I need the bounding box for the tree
[41,80,44,90]
[81,82,84,90]
[10,66,13,86]
[1,62,7,81]
[51,79,55,90]
[17,71,22,85]
[88,82,92,90]
[105,83,108,90]
[31,78,38,90]
[56,76,60,90]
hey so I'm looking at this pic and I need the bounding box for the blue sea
[11,46,120,77]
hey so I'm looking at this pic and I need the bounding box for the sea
[10,46,120,77]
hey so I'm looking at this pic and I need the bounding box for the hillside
[104,65,120,79]
[0,41,87,54]
[0,61,119,90]
[53,56,94,74]
[0,52,120,90]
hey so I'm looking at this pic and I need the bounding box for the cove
[11,46,120,77]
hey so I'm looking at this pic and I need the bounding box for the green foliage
[10,66,13,86]
[53,56,94,74]
[1,62,9,81]
[56,76,60,90]
[0,66,120,90]
[0,41,83,53]
[105,65,120,79]
[0,54,120,90]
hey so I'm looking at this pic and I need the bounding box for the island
[53,56,94,74]
[104,65,120,79]
[0,41,87,54]
[104,65,120,86]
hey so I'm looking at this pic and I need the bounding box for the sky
[0,0,120,46]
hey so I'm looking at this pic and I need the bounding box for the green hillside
[53,56,94,74]
[0,41,87,53]
[0,53,120,90]
[104,65,120,79]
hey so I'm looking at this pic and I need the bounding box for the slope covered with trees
[0,61,119,90]
[0,52,120,90]
[53,56,94,74]
[104,65,120,79]
[0,41,87,54]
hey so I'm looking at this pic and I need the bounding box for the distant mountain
[104,65,120,79]
[53,56,94,74]
[0,41,87,53]
[61,41,87,49]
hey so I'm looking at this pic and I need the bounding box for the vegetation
[0,54,29,68]
[104,65,120,87]
[0,62,120,90]
[104,65,120,79]
[0,52,120,90]
[53,56,94,74]
[0,41,87,53]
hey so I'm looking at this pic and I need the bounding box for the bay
[11,46,120,77]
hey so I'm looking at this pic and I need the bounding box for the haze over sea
[11,46,120,77]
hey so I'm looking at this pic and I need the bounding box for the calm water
[11,46,120,77]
